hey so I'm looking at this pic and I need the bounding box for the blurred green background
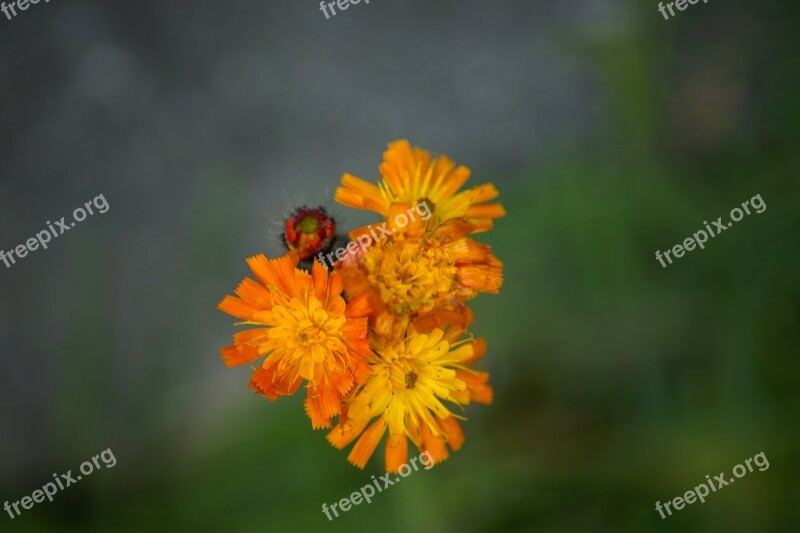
[1,0,798,531]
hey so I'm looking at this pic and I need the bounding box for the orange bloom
[335,140,506,236]
[336,219,503,340]
[327,328,492,472]
[217,252,372,429]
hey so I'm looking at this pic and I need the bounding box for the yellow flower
[337,219,503,340]
[335,140,505,235]
[327,328,492,472]
[217,252,372,429]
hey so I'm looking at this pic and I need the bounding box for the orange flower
[336,219,503,340]
[217,252,372,429]
[327,328,492,472]
[335,140,506,236]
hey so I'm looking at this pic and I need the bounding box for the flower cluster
[218,140,505,472]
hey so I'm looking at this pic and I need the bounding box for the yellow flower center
[269,295,347,381]
[362,236,457,316]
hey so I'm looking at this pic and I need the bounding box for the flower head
[217,252,371,429]
[335,140,506,234]
[217,140,505,472]
[283,207,335,261]
[327,328,492,472]
[337,219,503,340]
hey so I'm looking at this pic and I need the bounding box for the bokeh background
[1,0,798,531]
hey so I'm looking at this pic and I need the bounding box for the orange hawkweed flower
[335,140,506,235]
[217,252,372,429]
[327,328,492,472]
[336,219,503,340]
